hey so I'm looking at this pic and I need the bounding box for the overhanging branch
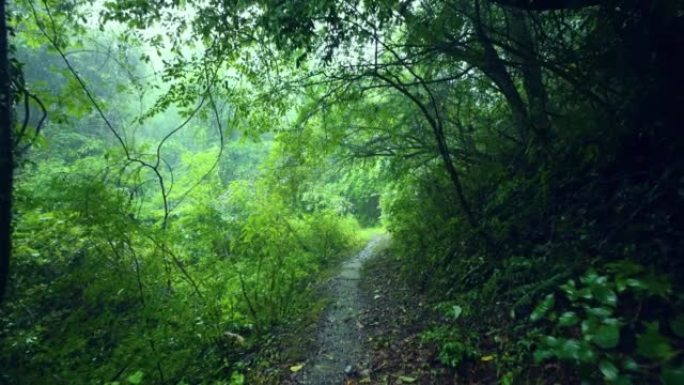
[493,0,600,11]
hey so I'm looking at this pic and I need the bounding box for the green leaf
[637,323,674,361]
[558,311,579,327]
[534,348,553,363]
[625,278,645,290]
[670,314,684,338]
[450,305,463,320]
[592,285,618,307]
[556,339,581,360]
[530,294,555,322]
[662,366,684,385]
[560,279,577,299]
[230,372,245,385]
[580,270,600,285]
[586,306,613,318]
[127,371,143,385]
[582,318,599,334]
[599,359,619,381]
[605,260,644,277]
[542,335,560,348]
[592,323,620,349]
[614,375,633,385]
[641,273,671,297]
[577,342,596,362]
[623,357,639,371]
[578,288,593,300]
[398,375,417,383]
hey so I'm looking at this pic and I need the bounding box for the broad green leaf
[580,270,600,285]
[599,359,619,381]
[625,278,646,290]
[534,348,553,363]
[622,357,639,371]
[230,372,245,385]
[592,324,620,349]
[542,336,560,348]
[586,306,613,318]
[582,319,599,334]
[605,260,644,276]
[662,366,684,385]
[577,342,596,362]
[561,279,578,300]
[556,339,581,360]
[127,371,143,385]
[670,314,684,338]
[592,285,617,307]
[641,273,671,297]
[558,311,579,327]
[578,288,593,300]
[637,322,674,361]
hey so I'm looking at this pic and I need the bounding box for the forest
[0,0,682,384]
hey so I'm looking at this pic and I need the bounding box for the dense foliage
[0,4,372,383]
[1,0,682,384]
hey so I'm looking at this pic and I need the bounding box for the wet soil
[255,237,515,385]
[294,235,390,385]
[356,248,455,385]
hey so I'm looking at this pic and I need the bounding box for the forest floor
[354,242,457,385]
[269,234,460,385]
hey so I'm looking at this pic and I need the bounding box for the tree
[2,0,683,383]
[0,0,12,304]
[493,0,599,10]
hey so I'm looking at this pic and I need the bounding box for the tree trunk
[473,1,531,142]
[0,0,13,304]
[508,9,553,146]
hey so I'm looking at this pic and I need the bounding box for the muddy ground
[293,234,388,385]
[260,235,480,385]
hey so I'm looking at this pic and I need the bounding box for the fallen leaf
[290,363,305,372]
[481,355,495,362]
[398,375,417,382]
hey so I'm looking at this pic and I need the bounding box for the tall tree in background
[0,0,12,304]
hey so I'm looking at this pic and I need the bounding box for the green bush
[531,261,684,385]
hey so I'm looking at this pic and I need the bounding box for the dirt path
[295,235,389,385]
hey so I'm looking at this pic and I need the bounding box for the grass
[357,226,386,244]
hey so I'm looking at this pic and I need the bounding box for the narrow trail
[296,235,389,385]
